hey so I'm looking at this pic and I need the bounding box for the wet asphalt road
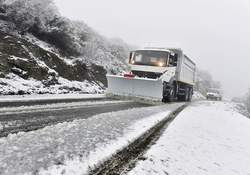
[0,100,151,137]
[0,96,108,108]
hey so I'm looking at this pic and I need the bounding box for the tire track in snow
[0,101,151,137]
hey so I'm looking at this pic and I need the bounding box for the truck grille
[132,71,162,79]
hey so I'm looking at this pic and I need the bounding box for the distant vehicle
[206,88,222,101]
[106,48,196,102]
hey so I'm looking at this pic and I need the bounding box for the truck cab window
[130,50,168,67]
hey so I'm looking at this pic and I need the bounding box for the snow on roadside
[192,91,206,101]
[0,92,105,103]
[0,103,184,175]
[0,73,104,95]
[128,101,250,175]
[232,102,250,118]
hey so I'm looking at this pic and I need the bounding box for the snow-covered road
[129,101,250,175]
[0,100,150,137]
[0,102,184,175]
[0,94,106,102]
[0,94,107,107]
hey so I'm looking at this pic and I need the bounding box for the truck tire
[184,88,189,101]
[177,87,189,102]
[187,88,193,102]
[162,83,175,103]
[168,86,175,102]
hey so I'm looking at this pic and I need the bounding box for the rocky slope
[0,0,130,95]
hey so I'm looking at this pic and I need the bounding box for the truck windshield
[130,50,169,67]
[208,89,221,94]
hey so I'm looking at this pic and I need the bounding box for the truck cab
[106,47,196,102]
[128,49,178,81]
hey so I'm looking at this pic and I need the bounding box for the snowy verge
[192,90,206,101]
[0,93,106,103]
[0,73,104,95]
[0,103,184,175]
[128,101,250,175]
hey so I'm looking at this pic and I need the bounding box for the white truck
[107,48,196,102]
[206,88,223,101]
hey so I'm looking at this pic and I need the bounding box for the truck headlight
[158,62,164,67]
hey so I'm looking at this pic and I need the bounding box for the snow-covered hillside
[0,0,131,95]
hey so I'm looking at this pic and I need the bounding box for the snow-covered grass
[0,103,184,175]
[129,101,250,175]
[0,73,104,95]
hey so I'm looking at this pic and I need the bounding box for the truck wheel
[178,92,188,101]
[162,83,175,103]
[187,88,192,102]
[167,86,175,102]
[178,87,189,102]
[184,88,189,101]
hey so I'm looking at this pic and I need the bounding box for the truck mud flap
[106,75,163,100]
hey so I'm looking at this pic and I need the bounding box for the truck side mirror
[173,54,178,66]
[129,52,133,64]
[169,53,178,67]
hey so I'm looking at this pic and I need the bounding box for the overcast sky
[54,0,250,98]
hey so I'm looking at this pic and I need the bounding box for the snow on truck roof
[131,49,171,53]
[135,47,182,53]
[132,48,196,65]
[144,47,182,51]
